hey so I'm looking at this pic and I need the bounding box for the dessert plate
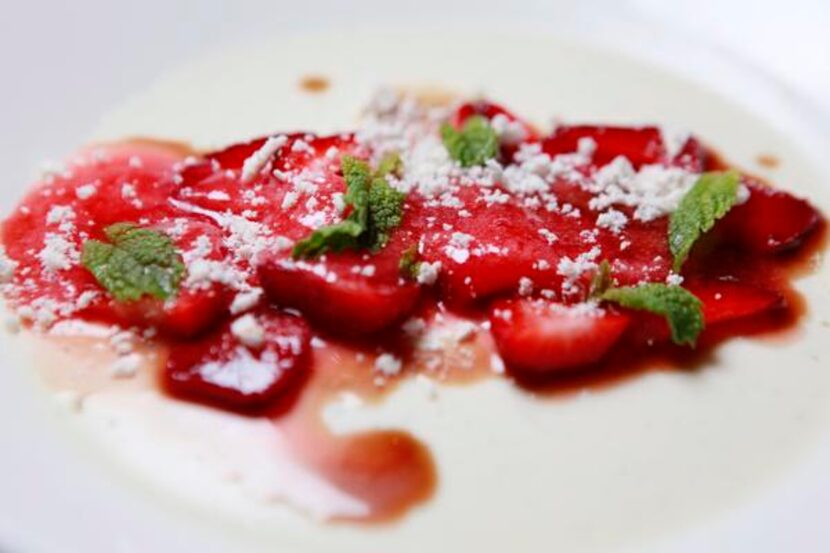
[1,28,829,553]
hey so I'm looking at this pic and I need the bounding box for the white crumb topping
[374,353,402,376]
[538,228,558,245]
[416,319,478,352]
[444,232,474,264]
[595,208,629,234]
[38,233,79,273]
[199,347,279,395]
[46,205,75,226]
[111,354,141,378]
[240,135,288,183]
[490,113,527,144]
[518,277,534,296]
[121,183,137,199]
[587,156,699,222]
[665,272,684,286]
[230,287,264,314]
[557,246,601,295]
[416,260,441,285]
[75,183,97,199]
[231,313,265,348]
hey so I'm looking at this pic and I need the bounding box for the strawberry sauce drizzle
[0,99,826,522]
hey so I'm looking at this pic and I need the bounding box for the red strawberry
[624,279,785,345]
[164,308,311,410]
[258,249,421,336]
[410,185,671,305]
[76,217,233,338]
[719,182,821,253]
[543,126,665,168]
[670,136,709,172]
[489,299,631,376]
[0,142,232,335]
[175,134,361,241]
[685,278,784,325]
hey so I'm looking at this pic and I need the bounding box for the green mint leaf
[367,177,405,250]
[340,155,372,228]
[602,283,704,346]
[669,170,741,271]
[374,152,403,178]
[293,155,372,258]
[399,246,421,279]
[441,115,498,167]
[293,155,407,258]
[290,220,365,259]
[82,223,184,302]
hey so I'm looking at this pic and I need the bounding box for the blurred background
[1,0,828,190]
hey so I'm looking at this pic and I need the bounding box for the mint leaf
[340,155,372,228]
[293,156,406,258]
[669,171,740,271]
[441,115,498,167]
[602,283,704,346]
[82,223,184,302]
[367,177,405,250]
[374,152,403,178]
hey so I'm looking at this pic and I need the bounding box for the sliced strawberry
[258,248,421,336]
[0,142,224,333]
[670,136,709,172]
[175,134,361,241]
[719,182,821,253]
[164,308,310,410]
[684,278,784,325]
[543,126,665,168]
[489,299,630,376]
[624,279,785,346]
[75,217,233,338]
[409,184,671,305]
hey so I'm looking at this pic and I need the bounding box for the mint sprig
[441,115,498,167]
[292,156,405,258]
[602,283,704,346]
[82,223,184,302]
[669,171,741,271]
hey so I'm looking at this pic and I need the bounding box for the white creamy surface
[3,31,830,553]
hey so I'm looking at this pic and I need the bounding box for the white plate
[1,10,829,553]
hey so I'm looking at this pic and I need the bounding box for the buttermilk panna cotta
[0,89,824,520]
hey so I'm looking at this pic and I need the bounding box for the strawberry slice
[543,126,665,168]
[719,182,821,253]
[258,248,421,336]
[489,299,631,376]
[175,134,361,240]
[670,136,709,172]
[624,279,785,345]
[0,142,232,336]
[164,308,311,410]
[684,279,784,325]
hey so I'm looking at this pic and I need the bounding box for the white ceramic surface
[1,6,829,553]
